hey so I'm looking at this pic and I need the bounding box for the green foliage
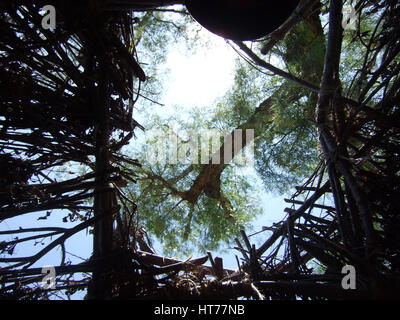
[253,80,320,194]
[127,112,261,256]
[281,20,326,79]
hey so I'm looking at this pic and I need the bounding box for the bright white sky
[163,37,237,108]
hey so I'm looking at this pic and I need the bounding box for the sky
[163,38,237,108]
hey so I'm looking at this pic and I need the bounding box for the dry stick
[0,213,107,269]
[315,0,343,125]
[136,254,205,276]
[135,250,225,274]
[350,11,386,98]
[260,235,285,267]
[271,252,314,275]
[114,189,135,246]
[150,279,370,300]
[0,191,96,220]
[325,157,355,250]
[315,0,375,256]
[295,186,321,192]
[284,198,335,212]
[234,238,250,261]
[290,210,334,226]
[23,3,83,79]
[320,128,375,256]
[41,177,117,196]
[214,257,224,280]
[0,231,62,248]
[240,229,252,253]
[235,255,242,273]
[248,244,265,283]
[358,42,400,104]
[27,282,90,296]
[296,224,364,266]
[0,261,101,287]
[295,238,343,271]
[250,282,265,300]
[256,182,330,257]
[0,275,50,293]
[286,216,301,274]
[207,252,222,280]
[0,227,67,235]
[361,60,400,107]
[343,181,364,248]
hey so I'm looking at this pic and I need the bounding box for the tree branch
[233,41,320,93]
